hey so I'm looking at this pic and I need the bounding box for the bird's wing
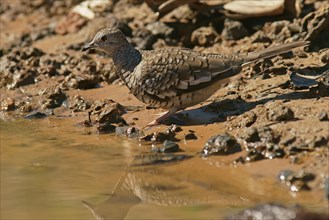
[133,49,243,101]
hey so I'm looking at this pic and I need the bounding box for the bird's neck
[112,45,142,73]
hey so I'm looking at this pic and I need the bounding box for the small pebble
[24,111,47,119]
[185,131,198,140]
[318,111,328,121]
[161,140,180,153]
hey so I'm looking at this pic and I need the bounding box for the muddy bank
[1,0,328,219]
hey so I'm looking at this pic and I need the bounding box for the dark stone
[65,74,100,89]
[245,149,265,162]
[201,133,241,156]
[232,156,245,165]
[165,124,182,133]
[132,154,192,166]
[244,127,260,142]
[185,131,198,140]
[95,122,116,134]
[160,140,180,153]
[319,111,328,121]
[140,126,178,143]
[295,170,316,182]
[24,111,48,119]
[290,180,311,192]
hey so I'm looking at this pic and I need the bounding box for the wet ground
[1,0,329,219]
[1,118,328,219]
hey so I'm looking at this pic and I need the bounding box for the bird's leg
[147,108,177,126]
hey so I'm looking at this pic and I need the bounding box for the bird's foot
[147,109,184,127]
[147,111,173,127]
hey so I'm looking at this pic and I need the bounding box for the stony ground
[1,0,328,218]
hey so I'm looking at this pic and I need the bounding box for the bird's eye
[101,36,107,41]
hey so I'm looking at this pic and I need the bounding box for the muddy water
[1,118,327,219]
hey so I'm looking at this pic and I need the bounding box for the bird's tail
[242,41,309,66]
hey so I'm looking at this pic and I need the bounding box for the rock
[223,0,285,18]
[165,124,182,133]
[241,126,281,161]
[320,50,329,63]
[1,98,15,111]
[115,126,141,138]
[258,126,278,143]
[278,168,316,193]
[19,102,34,113]
[24,111,48,119]
[269,65,287,75]
[132,154,192,166]
[72,0,114,20]
[245,149,265,162]
[290,180,311,192]
[191,27,218,46]
[266,104,295,121]
[140,125,178,143]
[222,19,248,40]
[140,130,177,143]
[233,156,245,165]
[252,58,274,78]
[239,111,257,127]
[264,144,285,159]
[68,95,91,112]
[295,170,316,182]
[244,127,260,142]
[301,4,329,43]
[319,110,328,121]
[226,203,329,220]
[201,133,241,156]
[184,131,198,140]
[65,74,100,89]
[131,28,156,50]
[55,12,87,35]
[41,87,67,108]
[90,99,126,124]
[95,122,116,134]
[160,140,180,153]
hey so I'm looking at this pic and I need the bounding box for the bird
[82,28,309,126]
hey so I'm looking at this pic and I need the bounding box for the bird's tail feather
[242,41,309,66]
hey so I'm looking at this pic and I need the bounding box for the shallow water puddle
[0,118,327,219]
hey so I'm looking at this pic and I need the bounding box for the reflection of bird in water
[81,153,271,220]
[82,154,203,220]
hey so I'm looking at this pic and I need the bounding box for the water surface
[1,118,327,219]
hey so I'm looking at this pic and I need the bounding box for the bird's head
[82,28,129,55]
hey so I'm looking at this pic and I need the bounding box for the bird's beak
[82,42,96,52]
